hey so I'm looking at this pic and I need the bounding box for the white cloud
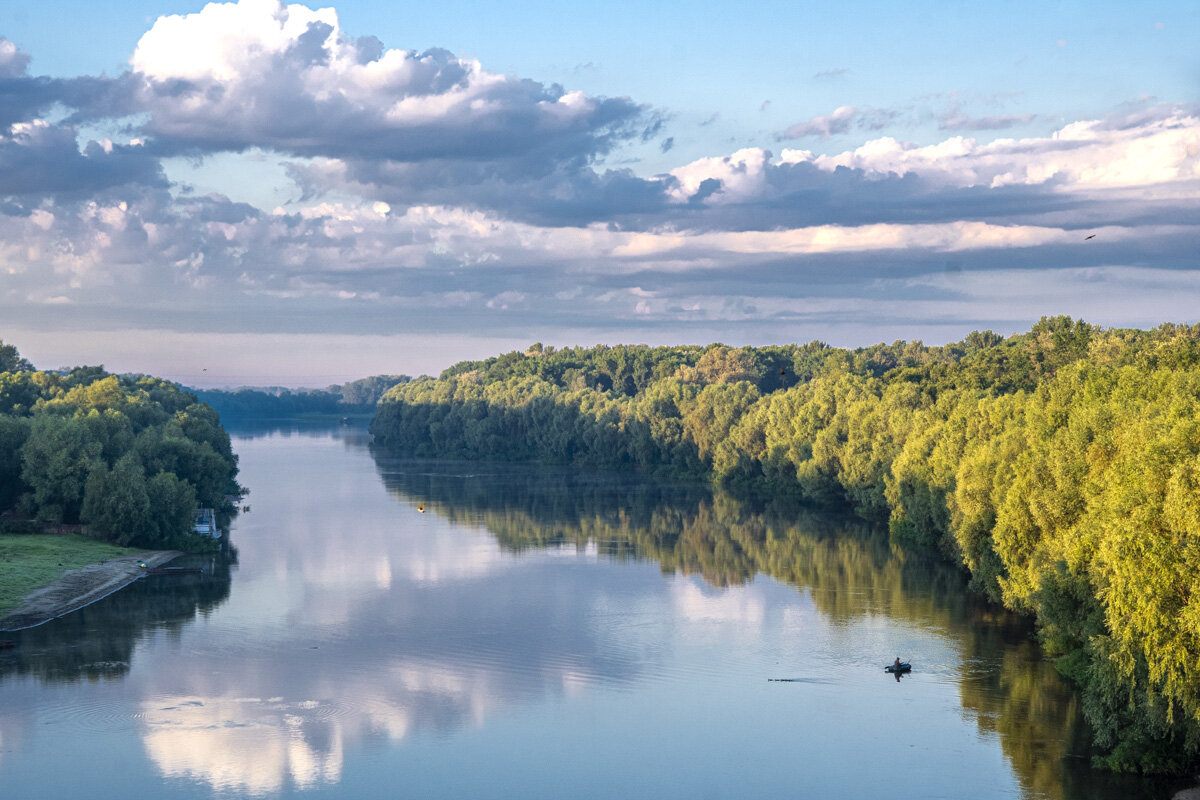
[781,107,1200,192]
[132,0,340,83]
[0,37,30,78]
[665,147,770,204]
[125,0,645,165]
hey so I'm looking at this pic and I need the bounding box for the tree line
[192,374,410,419]
[370,317,1200,773]
[0,342,242,551]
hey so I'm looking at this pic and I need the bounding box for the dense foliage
[193,374,410,419]
[371,319,1200,773]
[0,341,242,550]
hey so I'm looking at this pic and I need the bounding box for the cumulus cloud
[0,120,164,197]
[665,148,770,205]
[124,0,648,166]
[0,38,30,78]
[780,106,1200,192]
[1,0,662,225]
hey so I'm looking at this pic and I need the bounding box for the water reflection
[142,695,344,795]
[372,455,1178,800]
[0,425,1186,799]
[139,428,668,795]
[0,556,234,684]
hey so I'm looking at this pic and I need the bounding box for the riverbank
[0,536,182,630]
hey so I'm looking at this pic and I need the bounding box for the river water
[0,423,1187,799]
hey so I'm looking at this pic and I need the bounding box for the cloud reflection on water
[123,429,665,794]
[143,696,344,795]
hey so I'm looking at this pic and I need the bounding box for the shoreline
[0,550,184,631]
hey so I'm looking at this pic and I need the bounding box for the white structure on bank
[193,508,219,538]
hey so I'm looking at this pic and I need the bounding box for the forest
[370,317,1200,773]
[0,341,242,551]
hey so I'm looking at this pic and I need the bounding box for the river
[0,422,1187,798]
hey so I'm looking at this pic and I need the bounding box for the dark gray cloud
[285,157,673,228]
[0,73,59,128]
[0,38,62,127]
[0,120,166,197]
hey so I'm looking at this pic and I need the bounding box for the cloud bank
[0,1,1197,382]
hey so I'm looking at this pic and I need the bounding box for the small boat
[884,662,912,674]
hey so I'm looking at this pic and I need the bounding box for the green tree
[21,415,101,522]
[81,454,150,544]
[0,340,33,373]
[145,471,199,546]
[0,415,30,509]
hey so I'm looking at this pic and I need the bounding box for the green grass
[0,534,137,615]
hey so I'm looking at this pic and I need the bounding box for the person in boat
[893,657,902,669]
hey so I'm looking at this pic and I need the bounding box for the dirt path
[0,550,183,631]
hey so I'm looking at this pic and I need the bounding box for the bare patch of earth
[0,550,183,631]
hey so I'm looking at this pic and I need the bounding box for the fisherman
[893,657,902,669]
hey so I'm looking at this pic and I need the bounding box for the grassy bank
[0,534,135,615]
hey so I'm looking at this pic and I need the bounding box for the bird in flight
[1084,234,1096,240]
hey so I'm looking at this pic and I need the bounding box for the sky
[1,0,1198,386]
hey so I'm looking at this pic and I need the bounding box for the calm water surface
[0,423,1186,799]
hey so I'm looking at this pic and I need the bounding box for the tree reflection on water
[0,551,235,684]
[374,457,1178,800]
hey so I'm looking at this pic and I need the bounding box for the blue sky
[1,0,1198,385]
